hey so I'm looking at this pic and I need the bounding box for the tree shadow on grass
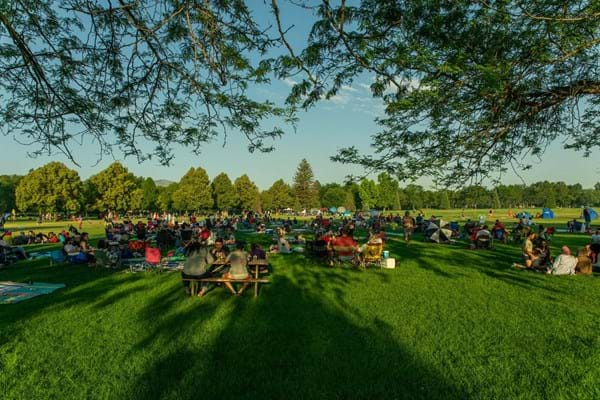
[127,263,466,400]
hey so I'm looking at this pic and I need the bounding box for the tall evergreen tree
[293,159,319,210]
[211,173,236,210]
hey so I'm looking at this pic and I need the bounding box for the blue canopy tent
[589,208,598,220]
[541,208,554,219]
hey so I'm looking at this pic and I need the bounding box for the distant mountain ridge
[154,179,175,187]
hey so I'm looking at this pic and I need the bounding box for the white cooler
[381,258,396,269]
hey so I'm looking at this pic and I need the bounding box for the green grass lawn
[1,219,599,399]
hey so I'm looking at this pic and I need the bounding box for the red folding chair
[144,247,162,271]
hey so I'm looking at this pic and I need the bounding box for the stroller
[474,233,492,250]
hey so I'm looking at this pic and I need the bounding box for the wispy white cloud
[328,94,349,105]
[340,85,358,92]
[282,78,298,87]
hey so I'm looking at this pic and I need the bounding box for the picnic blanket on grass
[0,281,65,304]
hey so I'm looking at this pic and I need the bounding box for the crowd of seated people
[513,230,595,275]
[61,232,95,264]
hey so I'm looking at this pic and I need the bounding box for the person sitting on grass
[547,246,576,275]
[535,240,552,267]
[274,227,292,254]
[575,248,593,275]
[513,232,537,269]
[591,229,600,244]
[492,220,508,243]
[223,242,251,296]
[587,243,600,266]
[47,232,59,243]
[79,232,96,263]
[63,237,80,256]
[0,235,28,261]
[182,239,215,297]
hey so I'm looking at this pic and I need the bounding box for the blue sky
[0,2,598,189]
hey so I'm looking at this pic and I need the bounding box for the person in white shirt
[547,246,577,275]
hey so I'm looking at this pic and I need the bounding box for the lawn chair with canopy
[361,242,384,269]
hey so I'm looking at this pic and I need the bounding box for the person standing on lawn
[583,207,592,230]
[402,211,416,246]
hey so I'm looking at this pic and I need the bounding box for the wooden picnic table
[184,258,270,297]
[248,258,269,297]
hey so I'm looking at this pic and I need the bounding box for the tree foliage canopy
[15,162,82,212]
[261,178,294,211]
[293,159,319,209]
[172,167,212,211]
[211,173,236,211]
[140,178,158,211]
[0,0,293,165]
[311,0,600,185]
[2,1,597,183]
[88,162,139,211]
[233,174,260,211]
[0,175,21,211]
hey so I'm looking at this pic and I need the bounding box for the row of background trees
[1,160,599,215]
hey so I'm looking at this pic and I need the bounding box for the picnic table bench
[183,259,270,297]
